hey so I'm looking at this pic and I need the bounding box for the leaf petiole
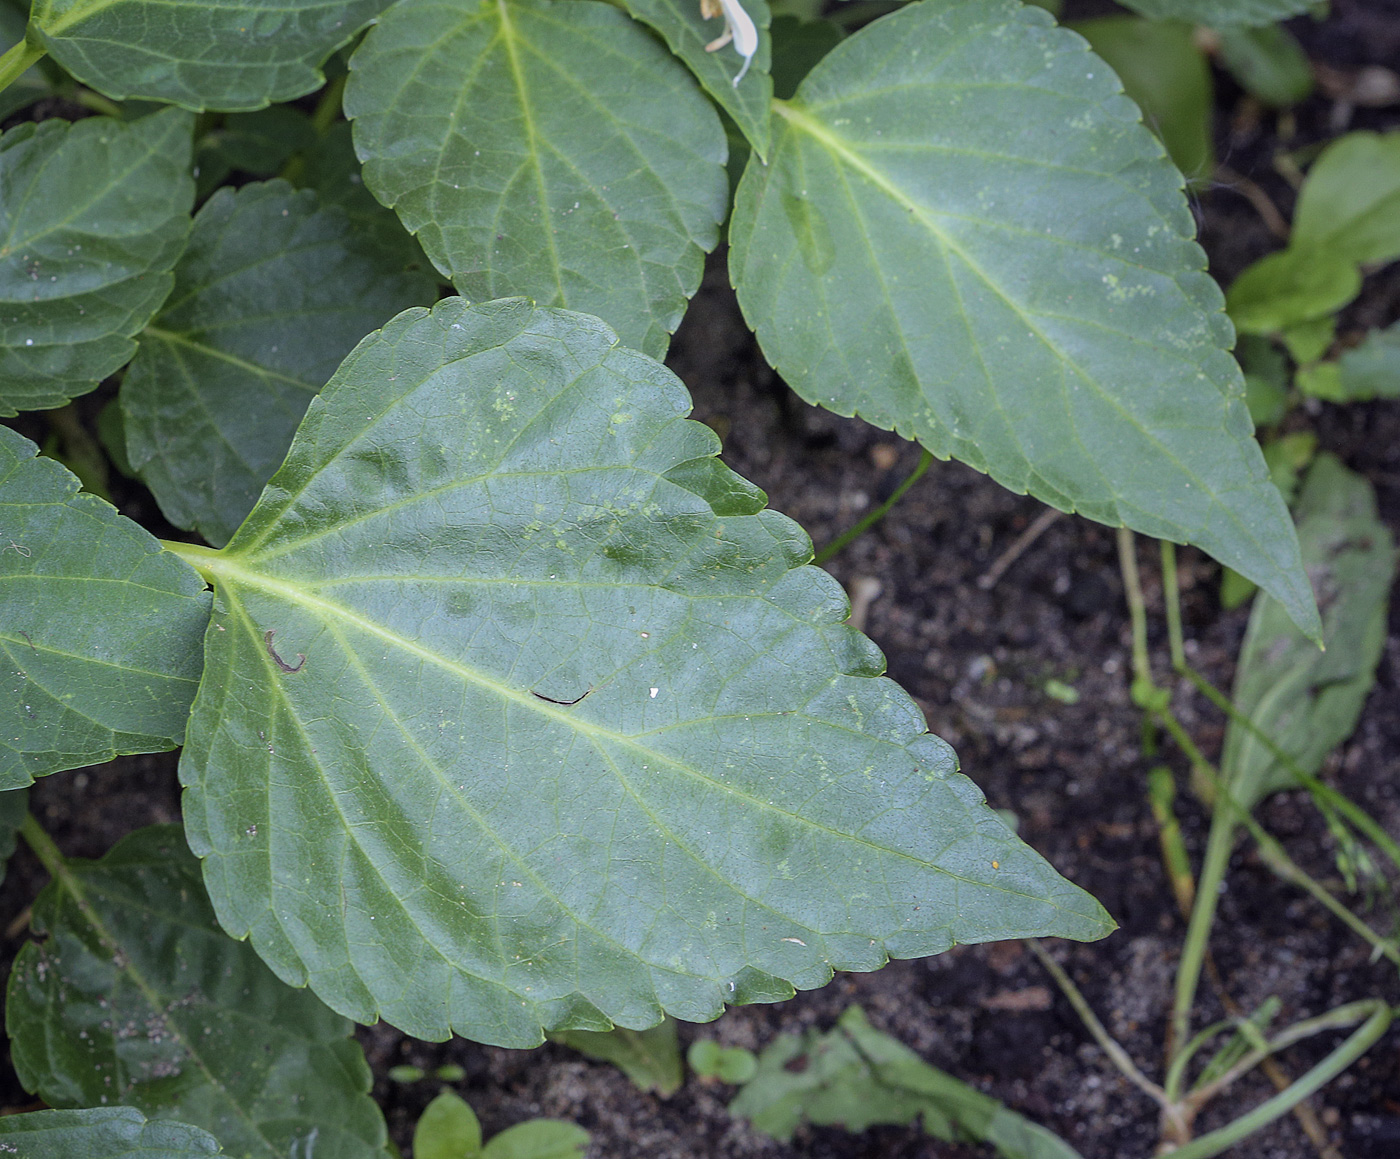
[813,448,933,566]
[0,38,45,96]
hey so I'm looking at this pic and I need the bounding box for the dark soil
[4,2,1400,1158]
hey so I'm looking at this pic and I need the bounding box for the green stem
[19,812,68,883]
[310,73,347,135]
[160,539,222,582]
[1160,541,1186,673]
[1116,528,1153,693]
[1163,1018,1239,1099]
[1162,1001,1392,1159]
[0,38,45,96]
[69,87,123,118]
[812,448,933,566]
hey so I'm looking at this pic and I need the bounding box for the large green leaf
[121,180,438,548]
[0,109,194,416]
[0,785,26,884]
[27,0,390,110]
[731,1006,1082,1157]
[1291,131,1400,267]
[174,297,1112,1048]
[620,0,773,158]
[1115,0,1313,26]
[0,427,210,788]
[0,1107,221,1158]
[1221,455,1396,811]
[345,0,728,359]
[7,825,388,1159]
[729,0,1319,640]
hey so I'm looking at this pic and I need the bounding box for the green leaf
[554,1016,683,1095]
[1292,131,1400,267]
[728,0,1320,641]
[345,0,728,358]
[1279,314,1335,364]
[1225,247,1361,335]
[176,296,1112,1048]
[1335,322,1400,401]
[482,1121,589,1159]
[0,427,210,788]
[1215,23,1313,108]
[120,180,437,548]
[414,1091,483,1159]
[1070,17,1214,181]
[687,1037,756,1082]
[1221,454,1396,812]
[1115,0,1314,26]
[619,0,773,158]
[194,106,318,198]
[6,824,389,1159]
[27,0,392,110]
[0,1107,221,1158]
[0,109,194,416]
[0,785,26,884]
[730,1006,1082,1158]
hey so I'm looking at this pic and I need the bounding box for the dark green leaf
[481,1121,588,1159]
[768,15,841,102]
[1215,23,1313,108]
[0,109,194,416]
[0,0,56,119]
[120,180,437,548]
[0,1107,221,1158]
[619,0,773,157]
[1116,0,1314,26]
[730,1006,1082,1157]
[1071,17,1214,180]
[0,427,210,788]
[28,0,392,110]
[175,297,1112,1047]
[1225,247,1361,335]
[555,1017,683,1095]
[728,0,1320,640]
[1335,322,1400,401]
[414,1091,482,1159]
[345,0,728,358]
[194,106,317,198]
[1222,454,1396,811]
[0,785,26,884]
[1292,131,1400,266]
[6,825,388,1159]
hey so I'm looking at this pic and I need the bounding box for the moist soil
[4,2,1400,1157]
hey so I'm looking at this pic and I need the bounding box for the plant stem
[310,73,347,135]
[1116,528,1152,691]
[812,447,933,566]
[1160,541,1186,673]
[0,38,45,96]
[160,538,222,581]
[19,812,68,883]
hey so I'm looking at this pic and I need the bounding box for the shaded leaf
[555,1017,683,1095]
[414,1091,482,1159]
[0,1107,221,1158]
[345,0,727,358]
[0,0,57,120]
[27,0,391,110]
[1071,17,1214,180]
[729,0,1319,639]
[0,785,26,884]
[1221,454,1395,811]
[768,14,841,101]
[1335,322,1400,402]
[121,180,437,548]
[1292,131,1400,267]
[620,0,773,157]
[0,109,194,416]
[1116,0,1313,26]
[176,297,1112,1048]
[194,106,317,198]
[0,427,210,788]
[730,1006,1082,1157]
[482,1120,588,1159]
[6,824,388,1159]
[1215,23,1313,108]
[1226,247,1361,335]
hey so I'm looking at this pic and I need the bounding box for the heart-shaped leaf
[0,1107,220,1158]
[173,297,1112,1048]
[0,427,210,788]
[345,0,728,358]
[121,180,438,548]
[27,0,391,109]
[728,0,1319,640]
[7,825,388,1159]
[0,109,193,416]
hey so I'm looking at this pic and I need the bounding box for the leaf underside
[0,109,194,416]
[180,297,1111,1048]
[0,1107,220,1158]
[0,427,211,788]
[1115,0,1314,26]
[345,0,728,359]
[7,825,388,1159]
[121,180,438,548]
[29,0,392,109]
[728,0,1318,639]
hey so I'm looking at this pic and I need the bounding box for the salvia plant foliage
[0,0,1328,1150]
